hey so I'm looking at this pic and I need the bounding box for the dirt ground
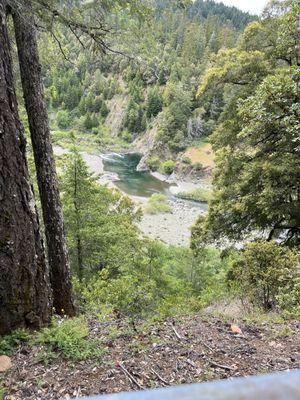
[2,313,300,399]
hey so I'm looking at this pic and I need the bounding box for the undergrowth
[35,317,104,362]
[0,329,30,355]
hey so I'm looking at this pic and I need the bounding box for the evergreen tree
[146,86,163,118]
[60,146,141,279]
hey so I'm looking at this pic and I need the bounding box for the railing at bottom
[78,370,300,400]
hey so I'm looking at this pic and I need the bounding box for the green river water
[102,153,174,198]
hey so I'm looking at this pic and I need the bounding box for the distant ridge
[187,0,257,30]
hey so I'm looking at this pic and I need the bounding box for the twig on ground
[199,339,213,352]
[171,324,183,341]
[186,359,197,368]
[209,360,235,371]
[150,368,169,385]
[119,363,144,389]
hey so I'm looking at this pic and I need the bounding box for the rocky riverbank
[53,146,206,246]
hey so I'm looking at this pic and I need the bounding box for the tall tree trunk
[74,157,84,280]
[13,10,75,316]
[0,1,52,335]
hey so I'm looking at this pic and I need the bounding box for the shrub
[147,157,161,171]
[78,272,159,317]
[0,329,31,355]
[57,110,71,129]
[144,193,171,214]
[176,187,213,203]
[162,160,175,175]
[35,317,103,361]
[121,130,133,143]
[193,162,203,171]
[181,156,192,165]
[227,241,300,312]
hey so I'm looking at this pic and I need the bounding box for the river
[53,146,207,245]
[102,153,207,246]
[102,153,174,198]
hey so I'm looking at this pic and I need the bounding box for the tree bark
[13,10,75,316]
[0,0,52,335]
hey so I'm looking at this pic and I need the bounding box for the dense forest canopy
[39,0,256,151]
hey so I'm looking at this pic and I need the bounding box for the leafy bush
[227,241,300,312]
[0,329,31,355]
[76,271,159,317]
[147,157,161,171]
[35,317,103,361]
[91,127,99,135]
[161,160,175,175]
[121,130,133,143]
[181,156,192,165]
[144,193,171,214]
[193,162,203,171]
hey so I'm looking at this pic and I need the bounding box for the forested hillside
[0,0,299,399]
[41,0,255,171]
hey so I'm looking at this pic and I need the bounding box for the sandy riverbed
[53,146,205,245]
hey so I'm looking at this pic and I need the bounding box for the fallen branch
[199,339,213,352]
[119,362,144,389]
[150,368,169,385]
[209,360,234,371]
[171,324,183,341]
[186,359,197,368]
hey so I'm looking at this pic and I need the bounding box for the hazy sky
[217,0,268,15]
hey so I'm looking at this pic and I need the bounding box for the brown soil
[2,314,300,399]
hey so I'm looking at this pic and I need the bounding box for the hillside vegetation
[0,0,299,399]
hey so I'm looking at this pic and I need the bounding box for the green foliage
[75,271,159,317]
[60,145,141,278]
[35,317,103,361]
[146,86,163,118]
[56,110,71,129]
[120,129,133,143]
[84,113,99,130]
[161,160,175,174]
[176,187,212,203]
[124,99,145,134]
[100,101,109,118]
[40,0,250,155]
[35,349,59,366]
[73,241,226,319]
[0,329,31,355]
[181,156,192,165]
[147,156,161,171]
[193,162,203,171]
[227,241,300,312]
[159,83,192,150]
[144,193,171,214]
[194,0,300,247]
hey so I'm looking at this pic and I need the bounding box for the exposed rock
[136,154,149,171]
[0,355,12,372]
